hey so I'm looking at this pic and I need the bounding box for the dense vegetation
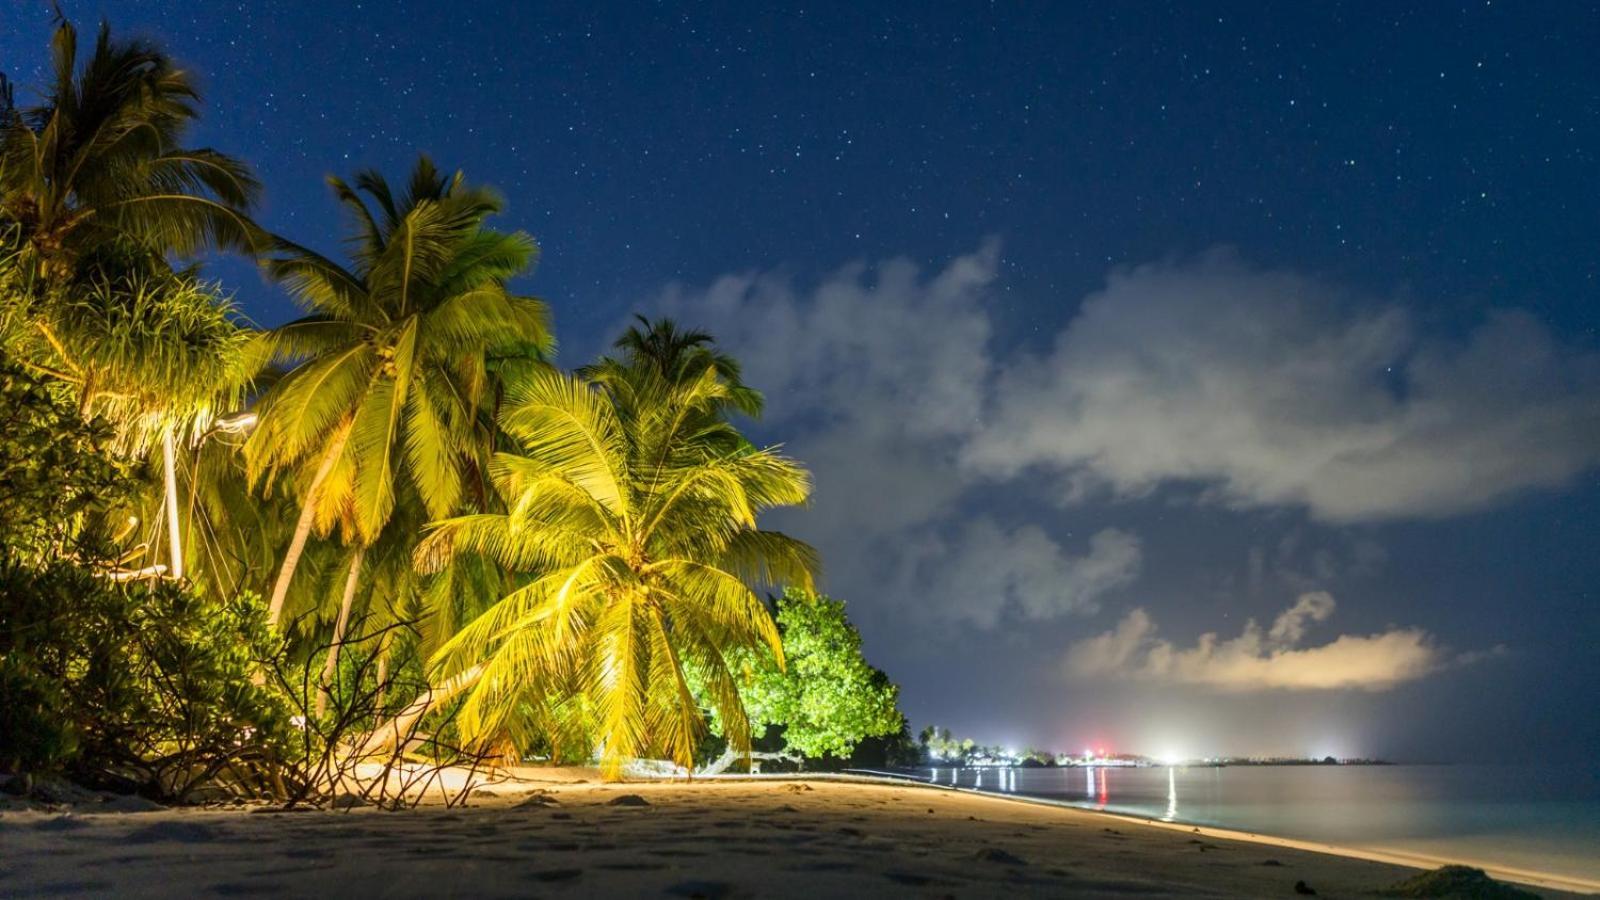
[0,17,903,798]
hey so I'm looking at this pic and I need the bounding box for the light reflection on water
[915,764,1600,882]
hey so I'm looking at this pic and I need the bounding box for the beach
[2,775,1590,898]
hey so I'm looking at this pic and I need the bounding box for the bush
[0,553,292,801]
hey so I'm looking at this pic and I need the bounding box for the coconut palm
[0,17,260,289]
[418,360,818,779]
[580,315,763,419]
[0,16,263,582]
[246,156,551,629]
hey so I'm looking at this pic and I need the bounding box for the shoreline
[833,770,1600,896]
[4,772,1593,898]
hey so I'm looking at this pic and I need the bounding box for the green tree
[246,156,552,630]
[721,588,904,760]
[419,359,818,779]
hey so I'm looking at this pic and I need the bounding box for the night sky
[4,1,1596,763]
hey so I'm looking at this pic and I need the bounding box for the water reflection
[1164,765,1178,821]
[890,764,1600,883]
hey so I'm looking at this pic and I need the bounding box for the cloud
[657,243,1049,631]
[649,244,1600,635]
[965,250,1600,521]
[1064,592,1492,691]
[902,521,1142,628]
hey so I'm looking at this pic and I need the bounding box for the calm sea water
[888,764,1600,882]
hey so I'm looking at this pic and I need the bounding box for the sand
[1,774,1591,898]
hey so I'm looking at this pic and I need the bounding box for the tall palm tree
[418,360,818,779]
[0,16,263,582]
[247,156,551,629]
[0,17,261,285]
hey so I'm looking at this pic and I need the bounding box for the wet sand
[1,776,1590,898]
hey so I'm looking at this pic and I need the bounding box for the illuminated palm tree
[0,17,263,581]
[246,156,551,629]
[581,314,763,419]
[419,359,818,779]
[52,273,256,580]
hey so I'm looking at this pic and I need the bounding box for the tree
[246,156,552,629]
[29,272,254,581]
[419,359,818,779]
[581,315,763,418]
[716,588,904,761]
[0,17,261,282]
[0,355,287,796]
[0,16,263,585]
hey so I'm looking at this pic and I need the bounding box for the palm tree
[246,156,551,629]
[0,16,263,582]
[418,359,818,779]
[0,17,261,285]
[581,315,763,418]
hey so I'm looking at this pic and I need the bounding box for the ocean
[890,764,1600,883]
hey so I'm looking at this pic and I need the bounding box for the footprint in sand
[124,821,220,844]
[665,880,735,899]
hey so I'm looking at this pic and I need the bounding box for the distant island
[914,728,1390,768]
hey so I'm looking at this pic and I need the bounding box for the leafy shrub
[0,358,291,800]
[0,556,291,800]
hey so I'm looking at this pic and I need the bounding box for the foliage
[710,588,904,760]
[421,349,818,778]
[918,725,978,762]
[247,156,552,544]
[0,17,261,284]
[0,355,131,563]
[0,557,290,799]
[0,15,905,792]
[0,357,288,798]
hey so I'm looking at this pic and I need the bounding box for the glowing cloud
[1065,592,1497,691]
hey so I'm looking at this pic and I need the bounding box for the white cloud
[1065,592,1491,691]
[965,250,1600,521]
[648,245,1600,634]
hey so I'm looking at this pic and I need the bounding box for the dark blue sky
[5,1,1596,761]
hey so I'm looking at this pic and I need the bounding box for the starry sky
[4,1,1597,762]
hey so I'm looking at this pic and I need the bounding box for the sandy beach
[2,775,1590,899]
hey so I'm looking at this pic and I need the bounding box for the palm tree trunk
[374,644,389,711]
[355,665,483,758]
[161,427,184,581]
[266,425,350,629]
[316,546,365,718]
